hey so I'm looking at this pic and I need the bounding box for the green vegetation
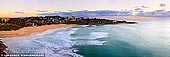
[0,16,136,31]
[0,25,22,31]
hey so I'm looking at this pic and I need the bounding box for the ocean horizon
[2,18,170,57]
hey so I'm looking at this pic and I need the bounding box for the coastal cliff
[0,39,8,56]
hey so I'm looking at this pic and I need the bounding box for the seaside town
[0,16,136,31]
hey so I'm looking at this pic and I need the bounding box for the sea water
[2,19,170,57]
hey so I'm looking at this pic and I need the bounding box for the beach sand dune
[0,24,78,38]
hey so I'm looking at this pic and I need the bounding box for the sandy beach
[0,24,78,38]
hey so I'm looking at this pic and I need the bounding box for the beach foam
[2,27,83,57]
[72,32,108,45]
[2,26,109,57]
[90,32,108,39]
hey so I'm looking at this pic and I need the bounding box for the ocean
[2,19,170,57]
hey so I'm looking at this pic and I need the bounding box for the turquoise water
[2,19,170,57]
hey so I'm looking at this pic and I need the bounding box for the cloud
[54,11,59,13]
[134,8,142,11]
[54,11,63,13]
[138,11,144,13]
[134,6,139,8]
[141,6,148,8]
[38,10,132,17]
[38,10,170,17]
[160,3,166,7]
[36,10,48,12]
[14,12,25,14]
[68,10,73,12]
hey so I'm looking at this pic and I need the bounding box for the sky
[0,0,170,17]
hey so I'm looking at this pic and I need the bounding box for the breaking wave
[2,26,108,57]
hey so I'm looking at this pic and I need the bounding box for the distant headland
[0,16,136,31]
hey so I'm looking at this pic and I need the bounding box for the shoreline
[0,24,78,38]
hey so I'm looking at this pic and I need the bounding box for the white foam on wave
[2,26,109,57]
[73,32,108,46]
[79,25,89,27]
[32,40,82,57]
[72,32,109,40]
[2,27,83,57]
[90,32,108,39]
[31,27,69,36]
[74,40,106,46]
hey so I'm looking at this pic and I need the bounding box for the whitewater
[2,25,108,57]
